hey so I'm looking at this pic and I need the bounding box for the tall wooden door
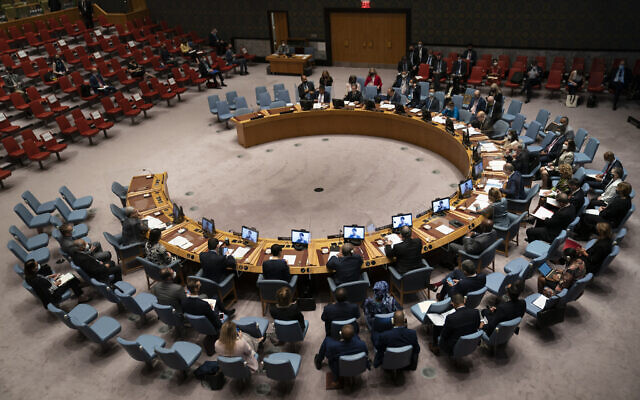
[330,12,406,65]
[269,11,289,53]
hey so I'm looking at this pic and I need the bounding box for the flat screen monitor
[432,197,451,213]
[459,178,473,197]
[365,99,376,110]
[202,218,215,235]
[172,203,180,218]
[291,230,310,244]
[300,99,313,110]
[392,213,412,229]
[343,225,365,240]
[473,160,483,178]
[241,226,258,243]
[332,99,344,109]
[394,103,405,114]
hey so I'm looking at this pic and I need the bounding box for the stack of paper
[328,251,339,259]
[57,272,75,286]
[485,179,503,189]
[532,294,547,310]
[540,189,554,197]
[427,308,456,326]
[468,127,481,136]
[385,234,403,246]
[203,298,217,310]
[454,123,467,130]
[436,225,455,235]
[586,172,599,179]
[143,216,166,230]
[283,255,297,265]
[232,247,250,259]
[480,142,498,152]
[488,160,506,171]
[380,103,395,110]
[417,300,436,313]
[585,209,600,216]
[470,199,490,211]
[410,108,421,113]
[432,116,447,124]
[312,103,322,109]
[168,236,193,250]
[546,197,560,207]
[532,207,554,220]
[347,102,355,106]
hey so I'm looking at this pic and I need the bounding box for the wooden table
[266,54,312,75]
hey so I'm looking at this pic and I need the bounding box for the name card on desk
[93,52,102,59]
[168,78,176,85]
[94,29,102,36]
[58,39,66,46]
[91,111,101,120]
[133,93,142,101]
[47,94,57,103]
[40,131,54,141]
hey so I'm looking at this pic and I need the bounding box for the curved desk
[127,106,508,275]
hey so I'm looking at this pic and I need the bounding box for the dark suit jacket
[344,90,363,103]
[385,238,423,275]
[468,96,486,113]
[327,254,363,285]
[501,171,526,199]
[462,49,477,64]
[484,102,502,124]
[25,266,58,308]
[432,59,447,75]
[60,236,76,256]
[373,327,420,369]
[545,205,576,237]
[510,149,532,175]
[462,230,497,255]
[545,133,567,161]
[151,281,186,314]
[325,336,368,377]
[601,159,623,187]
[298,81,315,100]
[182,296,222,331]
[387,91,402,104]
[450,274,486,297]
[482,299,525,335]
[321,301,361,336]
[609,66,632,87]
[600,197,631,228]
[397,60,410,73]
[569,188,585,212]
[269,303,305,329]
[200,250,236,283]
[415,47,428,64]
[315,90,331,104]
[439,306,480,355]
[407,85,421,107]
[72,250,110,282]
[452,60,468,76]
[262,259,291,282]
[584,238,613,275]
[422,96,440,112]
[425,54,435,68]
[121,217,146,245]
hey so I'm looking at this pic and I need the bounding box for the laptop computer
[537,262,555,278]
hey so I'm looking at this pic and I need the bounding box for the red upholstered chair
[587,71,605,93]
[0,113,20,135]
[21,129,44,147]
[25,32,43,50]
[160,21,174,34]
[46,94,69,113]
[58,75,78,97]
[2,54,20,72]
[38,28,56,44]
[151,56,167,73]
[97,59,117,79]
[110,58,122,73]
[8,26,26,45]
[504,68,523,94]
[188,32,204,45]
[187,68,206,91]
[498,54,510,69]
[545,69,562,97]
[115,96,141,124]
[416,63,430,81]
[10,93,31,112]
[101,96,122,120]
[88,110,114,137]
[38,69,54,84]
[116,24,133,41]
[466,66,484,87]
[139,81,159,102]
[149,78,176,106]
[34,57,52,74]
[116,44,133,59]
[0,87,10,106]
[131,93,153,117]
[98,15,114,30]
[63,48,81,65]
[22,139,51,169]
[171,67,189,86]
[143,16,159,31]
[29,101,54,125]
[133,48,151,66]
[116,68,137,88]
[56,115,78,141]
[475,59,489,73]
[133,28,149,44]
[75,46,90,58]
[2,136,26,164]
[167,77,187,101]
[550,62,565,73]
[0,167,11,188]
[63,23,82,39]
[76,117,100,144]
[535,56,547,71]
[0,39,17,55]
[99,36,117,53]
[26,86,44,103]
[84,31,99,50]
[80,55,96,72]
[43,134,67,160]
[48,18,65,35]
[148,34,161,49]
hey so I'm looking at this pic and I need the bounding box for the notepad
[454,123,466,130]
[468,127,481,136]
[427,308,456,327]
[480,142,498,152]
[417,300,436,313]
[168,236,190,248]
[380,103,395,110]
[203,298,217,310]
[485,179,503,190]
[232,247,250,259]
[329,251,339,259]
[432,116,447,124]
[546,197,560,207]
[347,102,355,106]
[532,207,554,220]
[385,233,403,246]
[470,200,490,211]
[143,216,166,230]
[585,209,600,216]
[436,225,454,235]
[283,255,297,265]
[489,160,506,171]
[57,272,75,286]
[532,294,547,310]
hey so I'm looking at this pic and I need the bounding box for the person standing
[78,0,94,29]
[610,60,631,110]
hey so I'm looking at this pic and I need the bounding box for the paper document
[586,173,599,179]
[232,247,250,259]
[540,189,553,197]
[436,225,455,235]
[546,197,560,207]
[427,308,456,326]
[347,102,355,106]
[286,103,293,107]
[485,179,503,190]
[312,103,322,109]
[468,127,481,136]
[203,298,217,310]
[385,233,403,246]
[532,207,554,220]
[417,300,435,314]
[432,116,447,124]
[532,294,548,310]
[329,251,339,259]
[168,236,189,247]
[480,142,498,152]
[57,272,75,286]
[410,108,421,113]
[470,200,489,211]
[283,255,297,265]
[454,123,466,130]
[585,209,600,216]
[143,216,166,230]
[380,103,395,110]
[488,160,506,171]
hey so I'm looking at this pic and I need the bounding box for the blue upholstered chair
[485,270,521,297]
[574,128,588,151]
[7,239,49,264]
[207,94,220,115]
[136,256,181,289]
[494,212,527,256]
[117,334,166,366]
[501,99,522,123]
[480,317,522,352]
[327,272,370,304]
[218,355,255,381]
[527,131,556,154]
[255,86,267,105]
[21,190,56,214]
[191,269,237,307]
[457,238,504,272]
[520,120,541,145]
[114,291,157,324]
[573,137,599,166]
[274,319,309,344]
[71,314,122,350]
[330,318,357,340]
[263,352,302,382]
[449,331,483,360]
[103,231,144,273]
[511,113,526,135]
[92,278,136,311]
[233,316,269,338]
[54,198,87,223]
[507,184,539,214]
[410,298,452,324]
[524,230,567,259]
[256,274,298,315]
[523,108,549,133]
[50,215,88,239]
[216,100,233,127]
[389,259,434,305]
[153,302,184,335]
[111,181,128,206]
[110,204,126,222]
[59,185,93,209]
[339,352,368,379]
[9,225,48,250]
[225,90,238,109]
[47,303,98,330]
[258,92,272,110]
[379,345,413,382]
[14,203,51,230]
[155,341,202,376]
[465,287,487,309]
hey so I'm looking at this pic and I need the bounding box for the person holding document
[526,193,575,243]
[430,293,480,356]
[537,258,586,297]
[24,259,90,308]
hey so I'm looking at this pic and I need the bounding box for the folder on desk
[532,207,554,220]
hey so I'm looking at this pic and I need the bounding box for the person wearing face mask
[487,59,502,85]
[394,70,411,96]
[431,53,447,91]
[298,74,315,100]
[441,99,459,120]
[23,259,90,308]
[422,89,440,112]
[383,87,401,104]
[407,78,422,108]
[397,55,410,74]
[451,55,468,93]
[364,67,382,93]
[407,45,418,76]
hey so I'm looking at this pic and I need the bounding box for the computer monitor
[241,226,259,244]
[432,197,451,214]
[392,213,412,229]
[421,108,432,121]
[300,99,313,111]
[459,178,473,198]
[172,203,180,218]
[394,103,405,114]
[202,218,215,236]
[445,117,455,134]
[365,99,376,110]
[343,225,365,240]
[291,230,310,244]
[332,99,344,109]
[473,160,483,179]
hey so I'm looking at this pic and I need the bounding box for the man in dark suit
[151,267,186,315]
[470,111,493,136]
[343,83,363,103]
[415,41,427,65]
[320,287,360,337]
[78,0,93,29]
[526,193,575,243]
[71,239,122,283]
[407,46,419,77]
[431,293,480,355]
[484,95,502,125]
[121,207,148,245]
[314,324,369,381]
[431,53,447,91]
[574,182,632,239]
[397,56,410,74]
[467,89,486,115]
[452,55,468,78]
[262,244,291,282]
[383,87,401,104]
[327,243,363,285]
[539,132,567,164]
[610,60,631,110]
[298,75,315,101]
[422,91,440,112]
[587,151,623,191]
[506,143,533,175]
[448,220,497,257]
[181,279,223,355]
[200,238,236,283]
[59,223,110,262]
[407,78,421,108]
[373,311,420,369]
[481,280,525,336]
[384,225,423,274]
[425,49,435,70]
[436,259,487,300]
[315,85,331,104]
[567,178,585,213]
[501,163,526,200]
[462,44,477,66]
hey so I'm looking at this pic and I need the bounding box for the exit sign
[361,1,371,8]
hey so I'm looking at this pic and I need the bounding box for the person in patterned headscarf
[363,281,400,331]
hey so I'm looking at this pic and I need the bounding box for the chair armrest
[219,273,234,289]
[421,259,429,267]
[167,259,181,271]
[388,266,402,281]
[361,271,370,285]
[288,275,298,289]
[256,274,264,287]
[457,249,479,259]
[117,242,144,252]
[327,277,337,292]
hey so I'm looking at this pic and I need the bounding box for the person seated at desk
[298,74,315,101]
[343,83,363,104]
[545,178,584,214]
[407,78,422,108]
[24,259,90,308]
[586,151,623,191]
[589,167,623,208]
[346,75,361,93]
[384,225,422,274]
[314,324,369,382]
[71,239,122,284]
[506,141,535,175]
[430,293,480,356]
[381,87,401,104]
[481,280,525,336]
[422,90,440,112]
[196,55,226,88]
[441,99,459,120]
[501,163,525,200]
[479,188,509,228]
[468,89,486,115]
[451,55,468,93]
[526,193,575,243]
[373,310,420,369]
[431,53,447,91]
[394,70,411,96]
[326,243,363,285]
[541,140,576,189]
[151,267,186,315]
[537,258,586,297]
[277,40,290,56]
[321,287,360,337]
[200,238,236,283]
[215,321,261,372]
[121,207,148,246]
[88,68,115,94]
[315,85,330,104]
[539,130,568,167]
[262,244,290,282]
[59,223,110,262]
[225,44,248,75]
[498,129,522,152]
[51,54,68,77]
[182,279,225,355]
[470,111,494,136]
[363,281,401,333]
[269,286,305,329]
[574,182,632,240]
[484,95,502,126]
[364,67,382,93]
[145,228,177,266]
[433,257,488,301]
[572,222,614,275]
[319,70,333,88]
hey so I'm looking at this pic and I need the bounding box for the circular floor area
[173,134,463,237]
